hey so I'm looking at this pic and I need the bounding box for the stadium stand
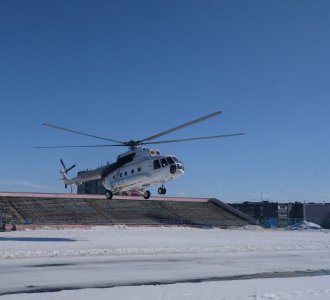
[0,192,256,227]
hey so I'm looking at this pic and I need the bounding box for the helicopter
[36,111,245,199]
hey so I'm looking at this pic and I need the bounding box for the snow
[285,220,322,230]
[1,225,330,299]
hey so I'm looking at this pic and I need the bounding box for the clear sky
[1,0,330,203]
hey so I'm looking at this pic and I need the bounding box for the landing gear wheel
[158,187,167,195]
[105,190,113,199]
[143,190,151,199]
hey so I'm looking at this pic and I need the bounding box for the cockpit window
[153,160,161,169]
[172,156,179,163]
[160,158,168,167]
[166,156,175,165]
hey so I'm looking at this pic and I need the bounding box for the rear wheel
[143,190,151,199]
[105,190,113,199]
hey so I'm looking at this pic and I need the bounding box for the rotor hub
[126,140,140,149]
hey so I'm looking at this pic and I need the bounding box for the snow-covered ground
[0,225,329,299]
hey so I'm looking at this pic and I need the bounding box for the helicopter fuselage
[62,147,184,198]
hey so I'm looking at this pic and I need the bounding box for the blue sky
[1,0,330,202]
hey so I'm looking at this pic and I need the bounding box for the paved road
[1,250,330,296]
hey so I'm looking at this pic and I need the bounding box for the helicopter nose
[170,162,184,176]
[177,162,184,174]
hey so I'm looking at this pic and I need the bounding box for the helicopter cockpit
[153,156,184,175]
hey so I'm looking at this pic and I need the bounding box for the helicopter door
[153,160,161,170]
[153,158,167,180]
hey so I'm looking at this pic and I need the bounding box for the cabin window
[138,167,141,172]
[153,160,161,169]
[113,175,116,179]
[120,173,122,177]
[131,169,134,174]
[172,156,179,163]
[160,158,168,167]
[124,171,127,176]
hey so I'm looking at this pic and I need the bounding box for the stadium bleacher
[0,192,256,227]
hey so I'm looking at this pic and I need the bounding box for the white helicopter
[36,111,245,199]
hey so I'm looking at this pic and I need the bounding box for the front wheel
[105,190,113,199]
[143,190,151,199]
[158,187,167,195]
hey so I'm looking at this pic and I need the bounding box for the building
[305,203,330,228]
[230,201,303,228]
[230,201,330,228]
[76,171,106,195]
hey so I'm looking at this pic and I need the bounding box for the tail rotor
[60,159,76,174]
[60,159,76,189]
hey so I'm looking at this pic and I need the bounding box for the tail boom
[60,169,102,187]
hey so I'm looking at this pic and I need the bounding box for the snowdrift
[286,220,322,230]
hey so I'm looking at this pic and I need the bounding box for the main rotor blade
[34,144,124,149]
[42,123,124,144]
[140,133,246,145]
[139,111,223,143]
